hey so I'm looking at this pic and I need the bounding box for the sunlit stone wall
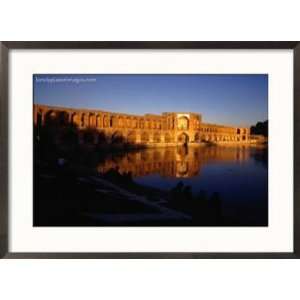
[34,104,250,145]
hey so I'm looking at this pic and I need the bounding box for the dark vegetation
[250,120,268,137]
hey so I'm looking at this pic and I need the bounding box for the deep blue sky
[33,74,268,126]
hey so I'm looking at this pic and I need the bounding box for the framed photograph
[0,41,299,258]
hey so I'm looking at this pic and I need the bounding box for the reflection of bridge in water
[97,146,251,178]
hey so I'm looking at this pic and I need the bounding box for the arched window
[177,116,189,130]
[72,113,80,126]
[141,132,149,143]
[153,132,161,143]
[127,131,136,143]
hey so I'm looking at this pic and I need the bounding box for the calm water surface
[97,145,268,225]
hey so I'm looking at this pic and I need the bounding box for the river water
[97,145,268,225]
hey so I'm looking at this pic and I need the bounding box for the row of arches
[37,109,172,130]
[35,108,248,144]
[36,109,202,131]
[80,130,177,144]
[194,132,247,142]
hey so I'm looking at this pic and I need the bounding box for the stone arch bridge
[34,104,250,145]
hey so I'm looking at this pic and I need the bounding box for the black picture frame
[0,41,299,259]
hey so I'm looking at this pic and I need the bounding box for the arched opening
[177,116,189,130]
[153,132,161,143]
[97,131,106,144]
[165,132,173,143]
[111,116,118,128]
[37,112,43,129]
[177,132,189,144]
[139,119,144,129]
[72,113,80,126]
[96,115,102,128]
[126,118,132,128]
[89,114,96,127]
[145,120,150,129]
[118,117,123,128]
[83,129,95,144]
[81,114,87,127]
[194,132,200,142]
[127,131,136,143]
[103,115,109,128]
[237,128,241,134]
[111,131,124,144]
[132,119,138,129]
[44,110,56,125]
[141,132,149,143]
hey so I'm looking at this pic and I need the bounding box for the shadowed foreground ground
[34,160,258,226]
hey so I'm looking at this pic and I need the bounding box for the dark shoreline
[34,145,268,227]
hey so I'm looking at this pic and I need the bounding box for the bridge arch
[71,113,80,126]
[153,131,161,143]
[165,132,173,143]
[194,132,201,142]
[177,132,189,144]
[127,131,137,143]
[89,114,96,127]
[96,114,102,128]
[141,131,149,143]
[111,131,124,144]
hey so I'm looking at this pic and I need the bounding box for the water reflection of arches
[177,145,188,156]
[97,146,255,179]
[177,116,189,130]
[176,161,189,177]
[177,132,189,144]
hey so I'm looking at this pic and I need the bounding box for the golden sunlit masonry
[34,104,264,145]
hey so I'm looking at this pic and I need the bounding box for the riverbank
[34,152,260,227]
[34,141,267,226]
